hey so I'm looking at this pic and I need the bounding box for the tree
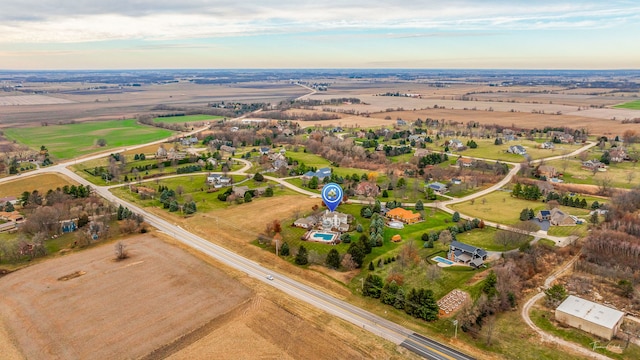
[253,172,264,182]
[347,241,365,268]
[295,245,309,265]
[482,271,498,298]
[600,151,611,165]
[96,138,107,147]
[308,176,319,189]
[438,230,453,246]
[265,187,274,197]
[280,242,290,256]
[363,274,383,298]
[544,284,567,307]
[512,183,522,198]
[326,248,340,269]
[341,253,357,270]
[589,212,599,225]
[368,261,375,271]
[415,200,424,211]
[244,191,252,203]
[452,211,460,222]
[114,241,128,260]
[5,202,14,212]
[618,280,634,299]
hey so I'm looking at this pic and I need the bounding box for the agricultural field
[0,173,78,198]
[4,119,174,159]
[613,100,640,110]
[153,114,223,124]
[450,190,592,226]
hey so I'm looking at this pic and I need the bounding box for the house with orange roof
[385,207,422,224]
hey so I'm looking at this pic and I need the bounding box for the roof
[556,295,624,330]
[386,207,421,220]
[451,241,487,258]
[428,182,447,190]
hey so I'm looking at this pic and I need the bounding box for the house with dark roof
[507,145,527,155]
[581,159,606,171]
[549,207,576,226]
[426,182,448,194]
[537,210,551,221]
[293,216,317,229]
[302,167,332,181]
[259,147,271,155]
[448,139,465,151]
[448,241,487,268]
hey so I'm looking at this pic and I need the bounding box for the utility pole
[453,320,458,339]
[275,239,279,256]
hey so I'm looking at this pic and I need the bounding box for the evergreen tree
[308,176,319,189]
[244,191,252,203]
[368,261,375,271]
[512,183,522,198]
[347,241,365,268]
[326,248,340,269]
[482,270,498,298]
[5,202,14,212]
[452,211,460,222]
[264,187,274,197]
[295,245,309,265]
[415,199,424,211]
[362,274,383,298]
[280,242,290,256]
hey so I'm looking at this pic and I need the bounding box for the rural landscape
[0,68,640,360]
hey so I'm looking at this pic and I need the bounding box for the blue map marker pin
[321,183,343,212]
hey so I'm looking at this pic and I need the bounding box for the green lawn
[613,100,640,110]
[546,153,640,189]
[530,308,640,359]
[451,190,591,225]
[424,137,582,161]
[153,114,223,124]
[4,119,173,159]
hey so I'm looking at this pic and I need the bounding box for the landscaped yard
[451,190,591,225]
[4,119,174,159]
[153,114,223,124]
[546,154,640,189]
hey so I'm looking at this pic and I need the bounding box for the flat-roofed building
[555,295,625,340]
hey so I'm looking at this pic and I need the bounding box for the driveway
[533,219,550,231]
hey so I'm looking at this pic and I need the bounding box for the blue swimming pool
[312,232,334,241]
[432,256,454,265]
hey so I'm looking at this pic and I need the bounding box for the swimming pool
[432,256,454,265]
[307,230,339,243]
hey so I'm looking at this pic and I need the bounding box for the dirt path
[520,254,613,360]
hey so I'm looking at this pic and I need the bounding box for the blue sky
[1,0,638,69]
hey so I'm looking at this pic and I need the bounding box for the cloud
[0,1,637,43]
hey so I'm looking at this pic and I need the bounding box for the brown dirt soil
[0,234,253,360]
[180,195,355,300]
[0,317,23,360]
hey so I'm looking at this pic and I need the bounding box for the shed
[391,234,402,242]
[555,295,625,340]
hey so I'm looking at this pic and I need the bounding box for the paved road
[50,165,475,360]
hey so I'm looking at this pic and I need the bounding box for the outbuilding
[555,295,625,340]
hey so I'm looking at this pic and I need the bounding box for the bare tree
[114,241,128,260]
[341,253,357,271]
[626,171,635,184]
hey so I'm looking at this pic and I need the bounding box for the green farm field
[613,100,640,110]
[4,119,173,159]
[153,114,223,124]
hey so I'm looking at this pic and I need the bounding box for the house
[559,133,575,144]
[293,216,317,229]
[0,211,24,223]
[302,167,332,181]
[167,148,187,160]
[396,119,407,126]
[273,158,289,170]
[206,174,231,188]
[180,136,199,146]
[456,157,475,168]
[540,142,555,149]
[408,134,425,143]
[555,295,624,340]
[220,145,236,153]
[448,241,487,268]
[282,128,294,137]
[549,207,576,226]
[61,220,77,233]
[507,145,527,155]
[537,210,551,221]
[155,146,168,159]
[354,181,379,197]
[427,182,448,194]
[259,147,271,155]
[448,139,465,151]
[537,165,557,179]
[581,159,606,171]
[385,208,422,224]
[609,148,627,163]
[414,148,430,157]
[0,196,18,206]
[206,157,217,167]
[503,134,517,142]
[320,210,350,232]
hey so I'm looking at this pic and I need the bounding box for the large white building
[555,295,625,340]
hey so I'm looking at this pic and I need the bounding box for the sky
[1,0,639,70]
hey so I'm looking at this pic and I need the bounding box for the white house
[507,145,527,155]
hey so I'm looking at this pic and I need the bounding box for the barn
[555,295,625,340]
